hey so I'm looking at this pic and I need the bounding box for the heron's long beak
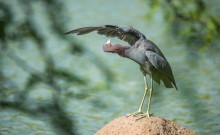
[103,39,114,52]
[105,39,111,45]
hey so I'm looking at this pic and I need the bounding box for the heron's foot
[126,110,143,117]
[137,112,154,120]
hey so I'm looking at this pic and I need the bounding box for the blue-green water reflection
[0,0,219,135]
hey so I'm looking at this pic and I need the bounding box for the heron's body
[66,25,178,118]
[125,39,177,89]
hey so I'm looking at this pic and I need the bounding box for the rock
[95,115,199,135]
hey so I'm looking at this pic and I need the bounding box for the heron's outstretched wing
[145,50,178,90]
[65,25,146,45]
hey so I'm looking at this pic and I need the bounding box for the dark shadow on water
[0,0,115,134]
[0,94,78,135]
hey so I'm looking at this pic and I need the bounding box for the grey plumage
[65,25,146,45]
[65,25,178,90]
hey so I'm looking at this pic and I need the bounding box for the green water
[0,0,220,135]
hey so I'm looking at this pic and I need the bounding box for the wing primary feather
[65,27,100,35]
[65,25,145,45]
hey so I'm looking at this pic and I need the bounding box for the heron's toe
[137,113,154,120]
[125,111,143,117]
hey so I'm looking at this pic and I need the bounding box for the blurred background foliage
[0,0,220,135]
[147,0,220,50]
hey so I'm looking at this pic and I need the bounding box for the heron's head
[103,39,129,57]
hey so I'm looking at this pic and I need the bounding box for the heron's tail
[162,76,178,91]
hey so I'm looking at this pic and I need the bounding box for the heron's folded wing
[145,50,178,90]
[145,50,169,72]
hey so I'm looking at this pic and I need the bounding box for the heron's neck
[124,47,146,65]
[103,44,129,57]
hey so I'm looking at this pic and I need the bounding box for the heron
[65,25,178,119]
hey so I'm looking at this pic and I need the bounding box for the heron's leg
[146,76,154,117]
[137,76,154,120]
[137,76,148,112]
[126,76,149,116]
